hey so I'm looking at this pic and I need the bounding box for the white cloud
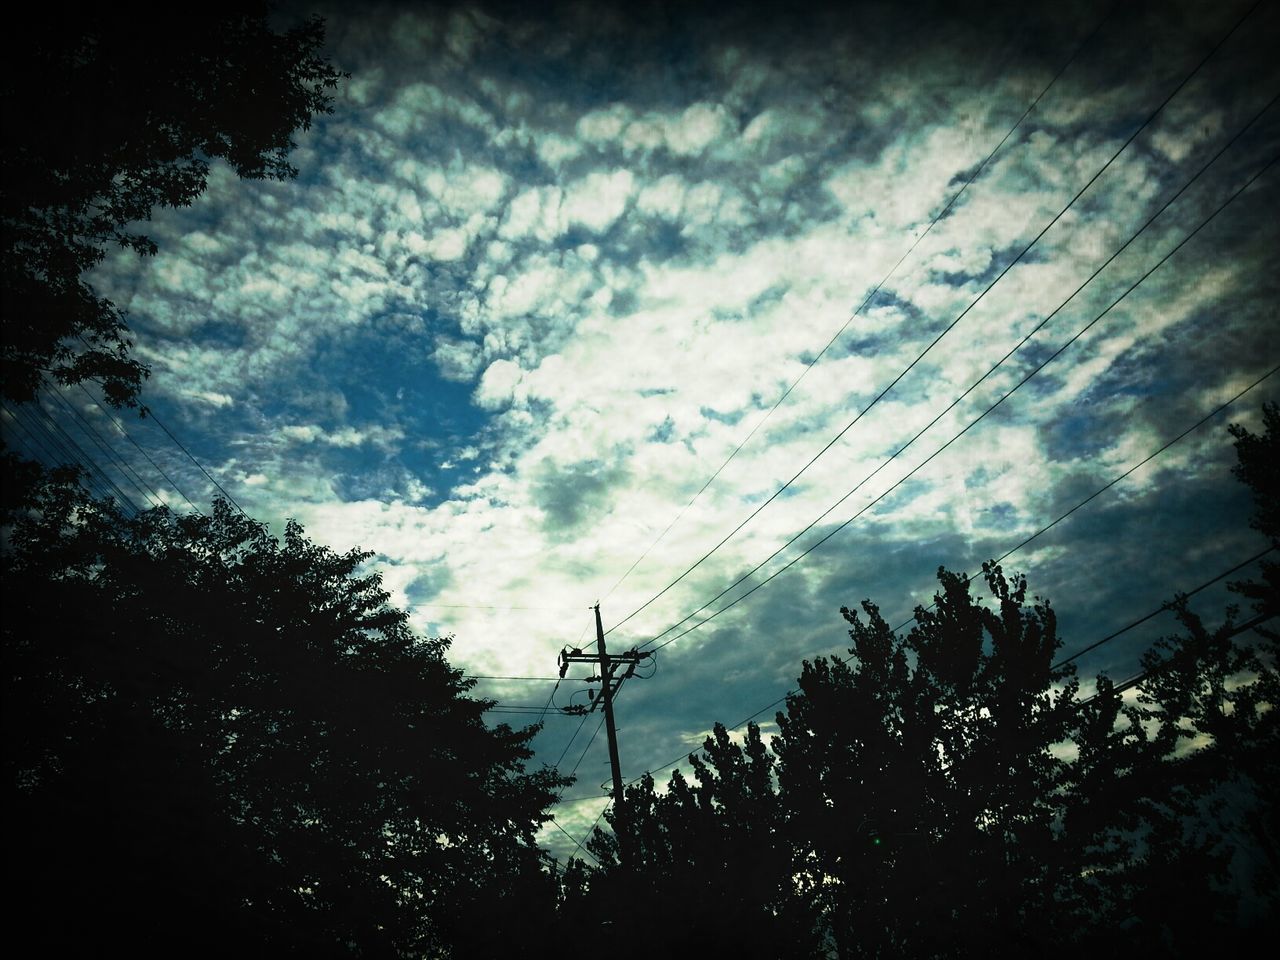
[635,174,686,218]
[499,184,564,241]
[576,104,632,143]
[475,359,525,409]
[664,102,732,155]
[426,226,470,261]
[562,169,635,233]
[180,389,235,408]
[281,424,320,444]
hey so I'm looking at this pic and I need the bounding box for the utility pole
[557,604,652,865]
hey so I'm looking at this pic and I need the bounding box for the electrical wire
[596,0,1121,607]
[650,84,1279,641]
[565,716,607,784]
[9,401,108,500]
[75,383,201,512]
[551,712,594,773]
[1,403,67,473]
[1075,611,1275,707]
[610,547,1277,792]
[418,603,584,611]
[602,0,1263,640]
[484,704,565,711]
[546,816,600,867]
[636,152,1277,655]
[19,397,142,514]
[464,675,579,681]
[41,378,165,510]
[536,679,561,726]
[1052,548,1275,670]
[140,403,247,516]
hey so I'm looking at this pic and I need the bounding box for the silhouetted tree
[1216,401,1279,917]
[1,2,344,406]
[772,564,1093,957]
[2,465,564,955]
[568,404,1280,956]
[566,722,823,959]
[1227,401,1280,626]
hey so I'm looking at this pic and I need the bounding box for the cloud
[77,0,1279,867]
[475,359,525,409]
[562,169,635,232]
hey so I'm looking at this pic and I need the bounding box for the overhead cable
[638,152,1276,654]
[597,0,1121,607]
[604,0,1263,639]
[75,383,201,512]
[602,548,1277,794]
[141,403,247,516]
[41,378,164,510]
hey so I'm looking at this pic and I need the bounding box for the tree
[1227,400,1279,627]
[1,2,345,407]
[555,410,1280,955]
[2,464,565,955]
[1219,401,1280,915]
[565,722,823,960]
[772,565,1093,957]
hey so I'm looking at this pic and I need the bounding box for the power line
[597,0,1121,607]
[980,375,1277,583]
[10,401,107,500]
[1051,546,1276,670]
[540,5,1269,865]
[15,397,143,514]
[546,816,600,867]
[611,547,1277,794]
[69,338,216,513]
[637,151,1276,655]
[75,384,201,513]
[551,712,594,773]
[484,704,567,711]
[140,403,247,516]
[419,603,585,611]
[604,0,1263,640]
[564,714,607,783]
[536,678,561,725]
[629,93,1272,647]
[41,379,165,510]
[648,351,1277,656]
[464,675,582,681]
[1,403,68,474]
[1075,611,1275,707]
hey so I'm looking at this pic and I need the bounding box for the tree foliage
[2,464,564,955]
[568,410,1279,956]
[1,2,345,406]
[564,722,823,960]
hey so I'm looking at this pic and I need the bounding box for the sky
[14,0,1280,862]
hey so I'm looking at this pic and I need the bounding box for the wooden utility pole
[594,603,629,856]
[557,604,651,865]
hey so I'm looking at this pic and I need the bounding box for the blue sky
[21,0,1280,861]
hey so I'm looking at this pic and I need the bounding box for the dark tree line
[566,405,1279,959]
[6,408,1272,956]
[2,458,568,956]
